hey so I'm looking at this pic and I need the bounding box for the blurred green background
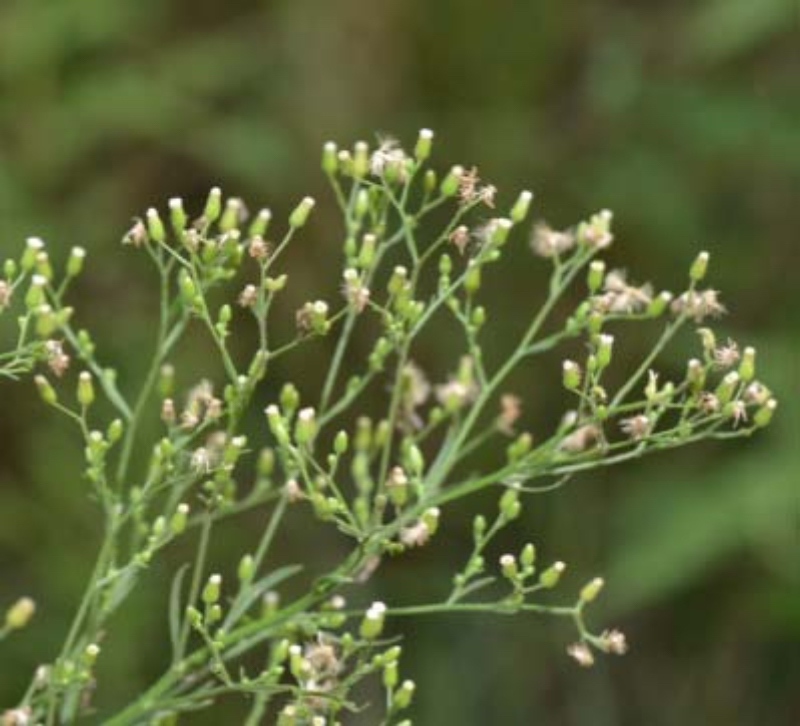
[0,0,798,723]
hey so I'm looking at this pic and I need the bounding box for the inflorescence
[0,129,777,725]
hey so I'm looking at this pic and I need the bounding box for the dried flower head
[248,235,270,260]
[567,642,595,667]
[400,519,432,548]
[744,382,771,406]
[728,400,748,426]
[44,339,70,377]
[449,225,471,255]
[530,223,575,258]
[238,284,258,308]
[285,478,303,502]
[559,423,601,453]
[122,219,147,247]
[370,137,408,180]
[713,339,740,368]
[600,629,628,655]
[0,280,11,309]
[399,362,431,430]
[620,414,651,440]
[593,269,653,314]
[497,393,522,435]
[671,289,726,322]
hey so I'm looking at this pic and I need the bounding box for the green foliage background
[0,0,797,723]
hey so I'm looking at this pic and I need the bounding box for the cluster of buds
[341,268,371,313]
[296,300,330,335]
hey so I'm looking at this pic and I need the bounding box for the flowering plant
[0,130,776,725]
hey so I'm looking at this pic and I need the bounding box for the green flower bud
[507,432,533,462]
[294,407,317,445]
[24,275,46,310]
[178,270,197,305]
[686,358,706,391]
[562,360,581,390]
[358,234,377,269]
[499,487,521,521]
[539,561,566,588]
[203,187,223,224]
[248,209,272,239]
[423,168,437,194]
[107,418,124,443]
[186,606,203,628]
[753,398,777,428]
[473,514,487,541]
[510,190,533,224]
[202,574,222,605]
[83,643,101,666]
[77,371,95,408]
[354,189,370,218]
[34,305,57,337]
[21,238,45,272]
[588,311,604,335]
[277,706,297,726]
[321,141,338,175]
[35,375,57,406]
[168,198,187,235]
[440,165,463,197]
[207,604,222,625]
[714,371,739,406]
[596,334,614,370]
[170,503,190,534]
[360,601,386,640]
[388,266,408,296]
[587,260,605,293]
[334,430,349,455]
[289,197,315,229]
[500,554,518,579]
[218,303,232,326]
[405,444,424,476]
[689,251,709,282]
[579,577,604,603]
[647,291,672,317]
[151,516,166,538]
[422,507,440,536]
[490,218,513,247]
[414,128,434,162]
[4,597,35,630]
[237,554,255,583]
[520,543,536,569]
[383,660,399,689]
[392,680,415,710]
[146,208,166,244]
[739,347,756,382]
[353,141,370,178]
[66,246,86,278]
[265,274,288,292]
[220,197,245,233]
[280,383,300,416]
[464,262,481,294]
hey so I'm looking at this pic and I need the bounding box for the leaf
[168,563,190,658]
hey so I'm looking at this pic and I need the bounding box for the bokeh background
[1,0,798,723]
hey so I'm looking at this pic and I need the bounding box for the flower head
[530,223,575,258]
